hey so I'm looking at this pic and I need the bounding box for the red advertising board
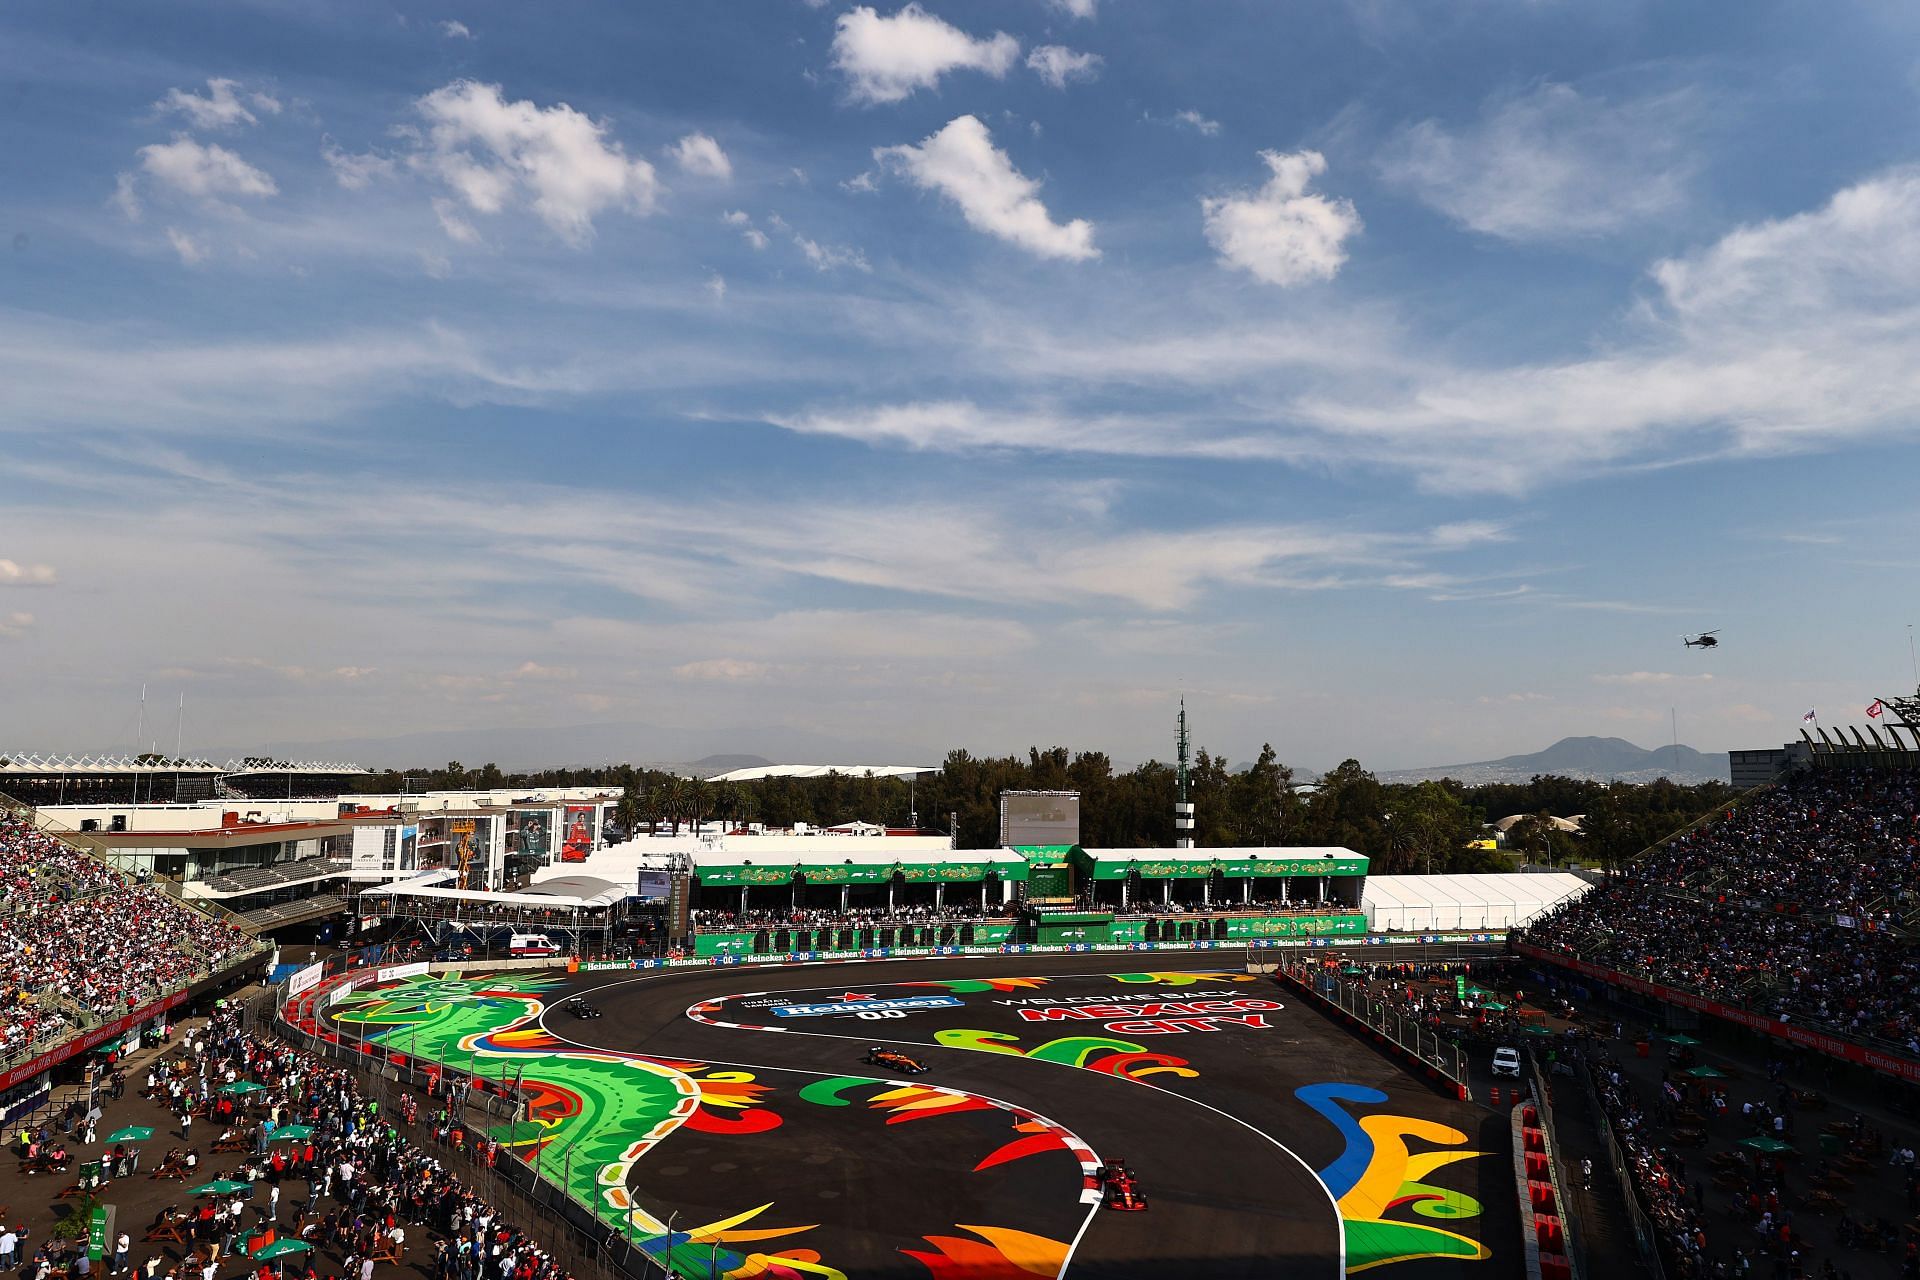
[1514,941,1920,1085]
[0,987,191,1093]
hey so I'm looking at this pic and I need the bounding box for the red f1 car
[863,1046,930,1074]
[1098,1158,1147,1211]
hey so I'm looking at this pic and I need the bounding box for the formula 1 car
[570,1001,603,1019]
[863,1046,930,1074]
[1097,1158,1147,1212]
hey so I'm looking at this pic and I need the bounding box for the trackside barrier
[1515,1060,1584,1280]
[1270,955,1472,1100]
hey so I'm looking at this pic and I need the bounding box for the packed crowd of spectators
[85,1000,585,1280]
[0,813,258,1061]
[1525,773,1920,1050]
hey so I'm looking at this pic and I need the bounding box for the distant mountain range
[1383,736,1730,786]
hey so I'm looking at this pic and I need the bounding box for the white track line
[681,967,1348,1278]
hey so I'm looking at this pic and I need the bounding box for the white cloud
[432,197,481,244]
[669,132,732,180]
[138,137,278,200]
[1378,82,1700,241]
[439,19,473,38]
[1202,149,1359,286]
[110,173,142,221]
[832,4,1019,105]
[793,233,870,272]
[414,80,659,245]
[723,210,770,250]
[674,658,770,682]
[1026,45,1102,89]
[875,115,1097,261]
[322,140,396,190]
[1289,167,1920,489]
[842,170,879,194]
[1592,672,1715,685]
[0,560,56,586]
[705,272,727,301]
[154,78,280,131]
[1173,109,1221,136]
[1049,0,1097,17]
[165,227,207,265]
[0,612,33,640]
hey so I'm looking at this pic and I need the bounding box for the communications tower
[1175,700,1194,849]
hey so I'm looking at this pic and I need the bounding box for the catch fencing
[1272,954,1471,1099]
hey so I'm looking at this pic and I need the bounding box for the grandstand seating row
[0,810,263,1069]
[1525,771,1920,1054]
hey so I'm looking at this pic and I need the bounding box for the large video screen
[999,792,1081,847]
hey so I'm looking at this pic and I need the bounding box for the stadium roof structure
[706,763,937,783]
[1361,872,1589,932]
[0,753,367,776]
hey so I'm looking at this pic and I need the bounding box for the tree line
[352,746,1734,876]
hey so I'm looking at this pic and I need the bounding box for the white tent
[1360,872,1589,933]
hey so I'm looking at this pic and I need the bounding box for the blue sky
[4,0,1920,770]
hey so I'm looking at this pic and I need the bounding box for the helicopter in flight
[1682,631,1720,649]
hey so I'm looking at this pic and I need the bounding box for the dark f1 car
[863,1045,930,1074]
[570,1001,603,1019]
[1097,1158,1147,1211]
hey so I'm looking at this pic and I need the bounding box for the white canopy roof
[362,871,629,910]
[1361,872,1589,932]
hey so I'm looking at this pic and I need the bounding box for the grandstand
[0,754,368,806]
[0,798,271,1097]
[1521,760,1920,1078]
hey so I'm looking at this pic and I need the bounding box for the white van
[510,933,561,958]
[1491,1046,1523,1078]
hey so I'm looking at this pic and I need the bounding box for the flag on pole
[1803,709,1818,724]
[1867,699,1884,719]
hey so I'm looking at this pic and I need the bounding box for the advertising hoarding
[561,805,598,863]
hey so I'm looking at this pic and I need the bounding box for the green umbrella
[106,1125,154,1143]
[268,1125,314,1142]
[1662,1032,1702,1046]
[190,1180,253,1195]
[1739,1136,1794,1154]
[1481,1001,1509,1012]
[1523,1024,1555,1035]
[1687,1065,1727,1079]
[219,1080,267,1096]
[251,1240,312,1261]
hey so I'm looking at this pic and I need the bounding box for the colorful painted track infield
[693,970,1509,1278]
[322,972,1099,1279]
[316,960,1517,1280]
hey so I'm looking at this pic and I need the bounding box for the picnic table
[144,1214,190,1245]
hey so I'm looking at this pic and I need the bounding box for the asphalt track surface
[531,954,1518,1280]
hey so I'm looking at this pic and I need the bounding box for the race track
[324,954,1517,1280]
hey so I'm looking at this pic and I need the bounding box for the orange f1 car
[863,1045,931,1074]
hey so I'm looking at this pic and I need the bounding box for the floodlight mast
[1175,701,1194,850]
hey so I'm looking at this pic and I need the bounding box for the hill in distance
[1384,736,1730,786]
